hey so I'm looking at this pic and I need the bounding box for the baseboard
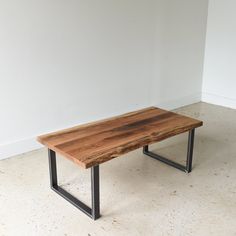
[153,93,202,110]
[202,92,236,109]
[0,137,42,161]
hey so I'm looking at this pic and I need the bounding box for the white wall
[0,0,156,159]
[202,0,236,109]
[0,0,209,159]
[151,0,209,109]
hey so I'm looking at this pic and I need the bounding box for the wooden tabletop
[37,107,203,169]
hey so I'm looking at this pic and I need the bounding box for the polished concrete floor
[0,102,236,236]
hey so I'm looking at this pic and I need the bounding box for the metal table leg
[48,149,100,220]
[143,129,195,173]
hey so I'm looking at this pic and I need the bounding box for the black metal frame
[47,129,195,219]
[48,149,100,220]
[143,129,195,173]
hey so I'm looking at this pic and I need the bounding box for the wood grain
[37,107,203,169]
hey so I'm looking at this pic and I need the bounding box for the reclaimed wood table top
[37,107,203,169]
